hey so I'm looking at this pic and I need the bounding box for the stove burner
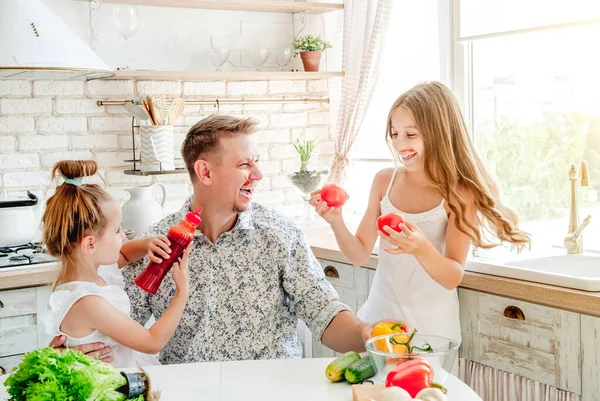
[0,242,56,269]
[9,254,32,262]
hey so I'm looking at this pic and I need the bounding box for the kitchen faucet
[564,160,592,254]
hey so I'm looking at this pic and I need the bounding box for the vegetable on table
[385,358,446,398]
[325,351,361,382]
[375,386,447,401]
[4,347,152,401]
[344,356,376,384]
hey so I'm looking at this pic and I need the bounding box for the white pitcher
[121,183,166,239]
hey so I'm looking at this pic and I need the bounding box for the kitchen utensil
[141,97,156,125]
[167,97,185,124]
[148,96,163,125]
[0,191,41,247]
[124,102,149,122]
[153,94,170,125]
[121,182,167,239]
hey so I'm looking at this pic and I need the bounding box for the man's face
[210,135,263,213]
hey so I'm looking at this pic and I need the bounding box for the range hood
[0,0,114,80]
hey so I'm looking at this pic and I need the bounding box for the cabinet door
[0,354,25,376]
[0,288,38,358]
[581,314,600,401]
[311,259,369,358]
[459,288,581,394]
[36,285,53,348]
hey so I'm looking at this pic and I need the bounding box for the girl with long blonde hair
[42,160,192,368]
[310,81,529,341]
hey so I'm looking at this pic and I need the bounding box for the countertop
[0,358,482,401]
[2,225,600,317]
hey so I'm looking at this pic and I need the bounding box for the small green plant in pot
[288,131,328,197]
[291,34,332,72]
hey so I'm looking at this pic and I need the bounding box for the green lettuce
[4,348,145,401]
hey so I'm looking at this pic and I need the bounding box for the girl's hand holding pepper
[378,221,433,258]
[308,189,344,227]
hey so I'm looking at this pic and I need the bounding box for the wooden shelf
[95,0,343,14]
[102,70,344,81]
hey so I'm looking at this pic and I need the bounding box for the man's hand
[49,335,113,363]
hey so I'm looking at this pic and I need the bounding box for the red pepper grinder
[134,208,202,295]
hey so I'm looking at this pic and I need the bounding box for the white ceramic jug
[121,183,166,239]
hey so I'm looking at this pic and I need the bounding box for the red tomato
[320,183,348,208]
[377,211,405,233]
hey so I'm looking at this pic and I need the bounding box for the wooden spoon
[141,97,156,125]
[148,96,163,125]
[167,98,186,124]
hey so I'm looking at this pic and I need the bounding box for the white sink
[467,254,600,292]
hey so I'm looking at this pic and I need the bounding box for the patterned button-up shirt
[122,196,350,364]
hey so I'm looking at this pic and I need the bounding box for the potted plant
[288,131,329,198]
[291,34,332,72]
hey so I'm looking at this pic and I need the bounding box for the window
[346,1,442,215]
[455,3,600,252]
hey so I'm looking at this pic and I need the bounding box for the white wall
[0,1,343,221]
[43,0,341,73]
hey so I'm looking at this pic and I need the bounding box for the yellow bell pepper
[371,322,409,353]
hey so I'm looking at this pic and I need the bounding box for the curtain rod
[96,98,329,106]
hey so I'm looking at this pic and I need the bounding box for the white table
[1,358,482,401]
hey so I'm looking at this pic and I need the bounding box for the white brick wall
[33,81,84,97]
[1,98,53,114]
[0,81,31,96]
[0,78,335,216]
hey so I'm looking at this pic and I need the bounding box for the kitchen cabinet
[310,259,370,358]
[581,315,600,401]
[458,288,597,401]
[0,285,52,375]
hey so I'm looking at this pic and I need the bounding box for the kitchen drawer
[459,289,580,394]
[317,259,356,290]
[0,315,38,357]
[0,354,24,376]
[0,288,36,318]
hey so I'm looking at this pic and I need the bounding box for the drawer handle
[0,299,3,308]
[504,306,525,320]
[324,266,339,279]
[0,365,5,376]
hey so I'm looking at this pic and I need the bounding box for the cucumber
[325,351,361,382]
[344,356,376,384]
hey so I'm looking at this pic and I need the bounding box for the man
[53,114,389,364]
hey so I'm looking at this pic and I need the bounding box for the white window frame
[449,0,600,142]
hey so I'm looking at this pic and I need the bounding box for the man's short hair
[181,114,260,180]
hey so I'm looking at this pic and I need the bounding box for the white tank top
[357,169,461,342]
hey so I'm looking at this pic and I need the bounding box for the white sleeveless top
[357,169,461,342]
[42,264,158,368]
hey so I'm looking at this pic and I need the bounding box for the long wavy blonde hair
[386,81,530,250]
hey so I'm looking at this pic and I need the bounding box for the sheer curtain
[327,0,395,184]
[459,359,581,401]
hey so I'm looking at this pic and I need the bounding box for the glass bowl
[365,332,459,385]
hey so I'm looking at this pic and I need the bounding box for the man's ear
[193,159,212,185]
[80,235,96,254]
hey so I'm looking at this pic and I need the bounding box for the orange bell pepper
[371,322,409,353]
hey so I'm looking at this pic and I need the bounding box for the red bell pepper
[385,358,446,398]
